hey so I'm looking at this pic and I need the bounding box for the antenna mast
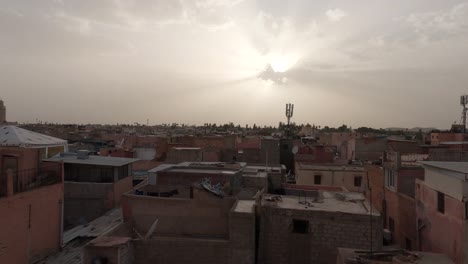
[285,103,294,137]
[461,95,468,133]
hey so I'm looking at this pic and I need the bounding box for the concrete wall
[134,148,156,160]
[1,147,41,173]
[229,202,256,264]
[242,173,268,191]
[258,205,382,264]
[295,166,367,193]
[156,170,242,193]
[0,183,63,264]
[423,166,465,201]
[355,138,386,161]
[121,194,236,238]
[260,139,280,165]
[166,148,202,163]
[82,237,134,264]
[113,176,133,206]
[65,176,133,227]
[64,182,114,226]
[385,188,418,250]
[365,166,385,214]
[133,237,230,264]
[416,180,465,264]
[397,167,424,198]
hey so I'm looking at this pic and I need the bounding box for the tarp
[0,125,68,148]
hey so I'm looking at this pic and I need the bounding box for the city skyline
[1,0,468,128]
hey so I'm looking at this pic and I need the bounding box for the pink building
[416,161,468,264]
[0,126,67,264]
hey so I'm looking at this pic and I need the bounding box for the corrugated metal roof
[0,125,67,148]
[45,154,138,167]
[420,161,468,174]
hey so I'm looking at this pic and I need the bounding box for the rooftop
[0,125,67,148]
[172,147,201,150]
[419,161,468,174]
[37,208,122,264]
[262,192,378,216]
[296,163,364,172]
[149,161,246,175]
[337,248,454,264]
[233,200,255,213]
[45,153,138,167]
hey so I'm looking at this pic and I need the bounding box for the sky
[1,0,468,128]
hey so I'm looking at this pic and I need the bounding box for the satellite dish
[292,146,299,154]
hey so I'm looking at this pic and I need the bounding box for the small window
[437,192,445,214]
[292,219,309,234]
[314,175,322,185]
[354,176,362,187]
[389,217,395,233]
[465,202,468,220]
[385,169,396,189]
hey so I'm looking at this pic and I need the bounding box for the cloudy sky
[1,0,468,128]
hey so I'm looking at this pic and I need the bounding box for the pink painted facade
[430,132,466,145]
[416,179,465,264]
[0,147,64,264]
[294,145,335,163]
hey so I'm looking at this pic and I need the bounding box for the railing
[1,163,63,195]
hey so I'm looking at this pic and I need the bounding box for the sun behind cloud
[269,53,300,73]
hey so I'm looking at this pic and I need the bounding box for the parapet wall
[121,193,236,238]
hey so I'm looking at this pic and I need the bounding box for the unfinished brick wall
[258,206,382,264]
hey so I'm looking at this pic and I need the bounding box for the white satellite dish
[292,146,299,154]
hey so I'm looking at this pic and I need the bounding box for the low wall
[133,237,230,264]
[64,182,113,227]
[0,183,63,264]
[122,194,235,238]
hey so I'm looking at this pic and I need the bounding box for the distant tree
[337,124,348,132]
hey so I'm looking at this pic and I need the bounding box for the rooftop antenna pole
[461,95,468,133]
[285,103,294,137]
[367,170,373,257]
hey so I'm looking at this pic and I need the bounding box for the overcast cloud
[1,0,468,128]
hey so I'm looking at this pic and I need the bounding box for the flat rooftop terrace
[167,168,238,174]
[263,192,378,216]
[296,163,364,172]
[233,200,255,214]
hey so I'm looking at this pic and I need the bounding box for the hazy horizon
[1,0,468,129]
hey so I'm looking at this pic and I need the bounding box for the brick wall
[258,206,382,264]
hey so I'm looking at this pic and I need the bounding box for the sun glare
[269,53,299,73]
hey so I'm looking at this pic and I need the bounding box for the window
[388,217,395,233]
[314,175,322,185]
[292,219,309,234]
[465,202,468,220]
[437,192,445,214]
[385,169,396,189]
[354,176,362,187]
